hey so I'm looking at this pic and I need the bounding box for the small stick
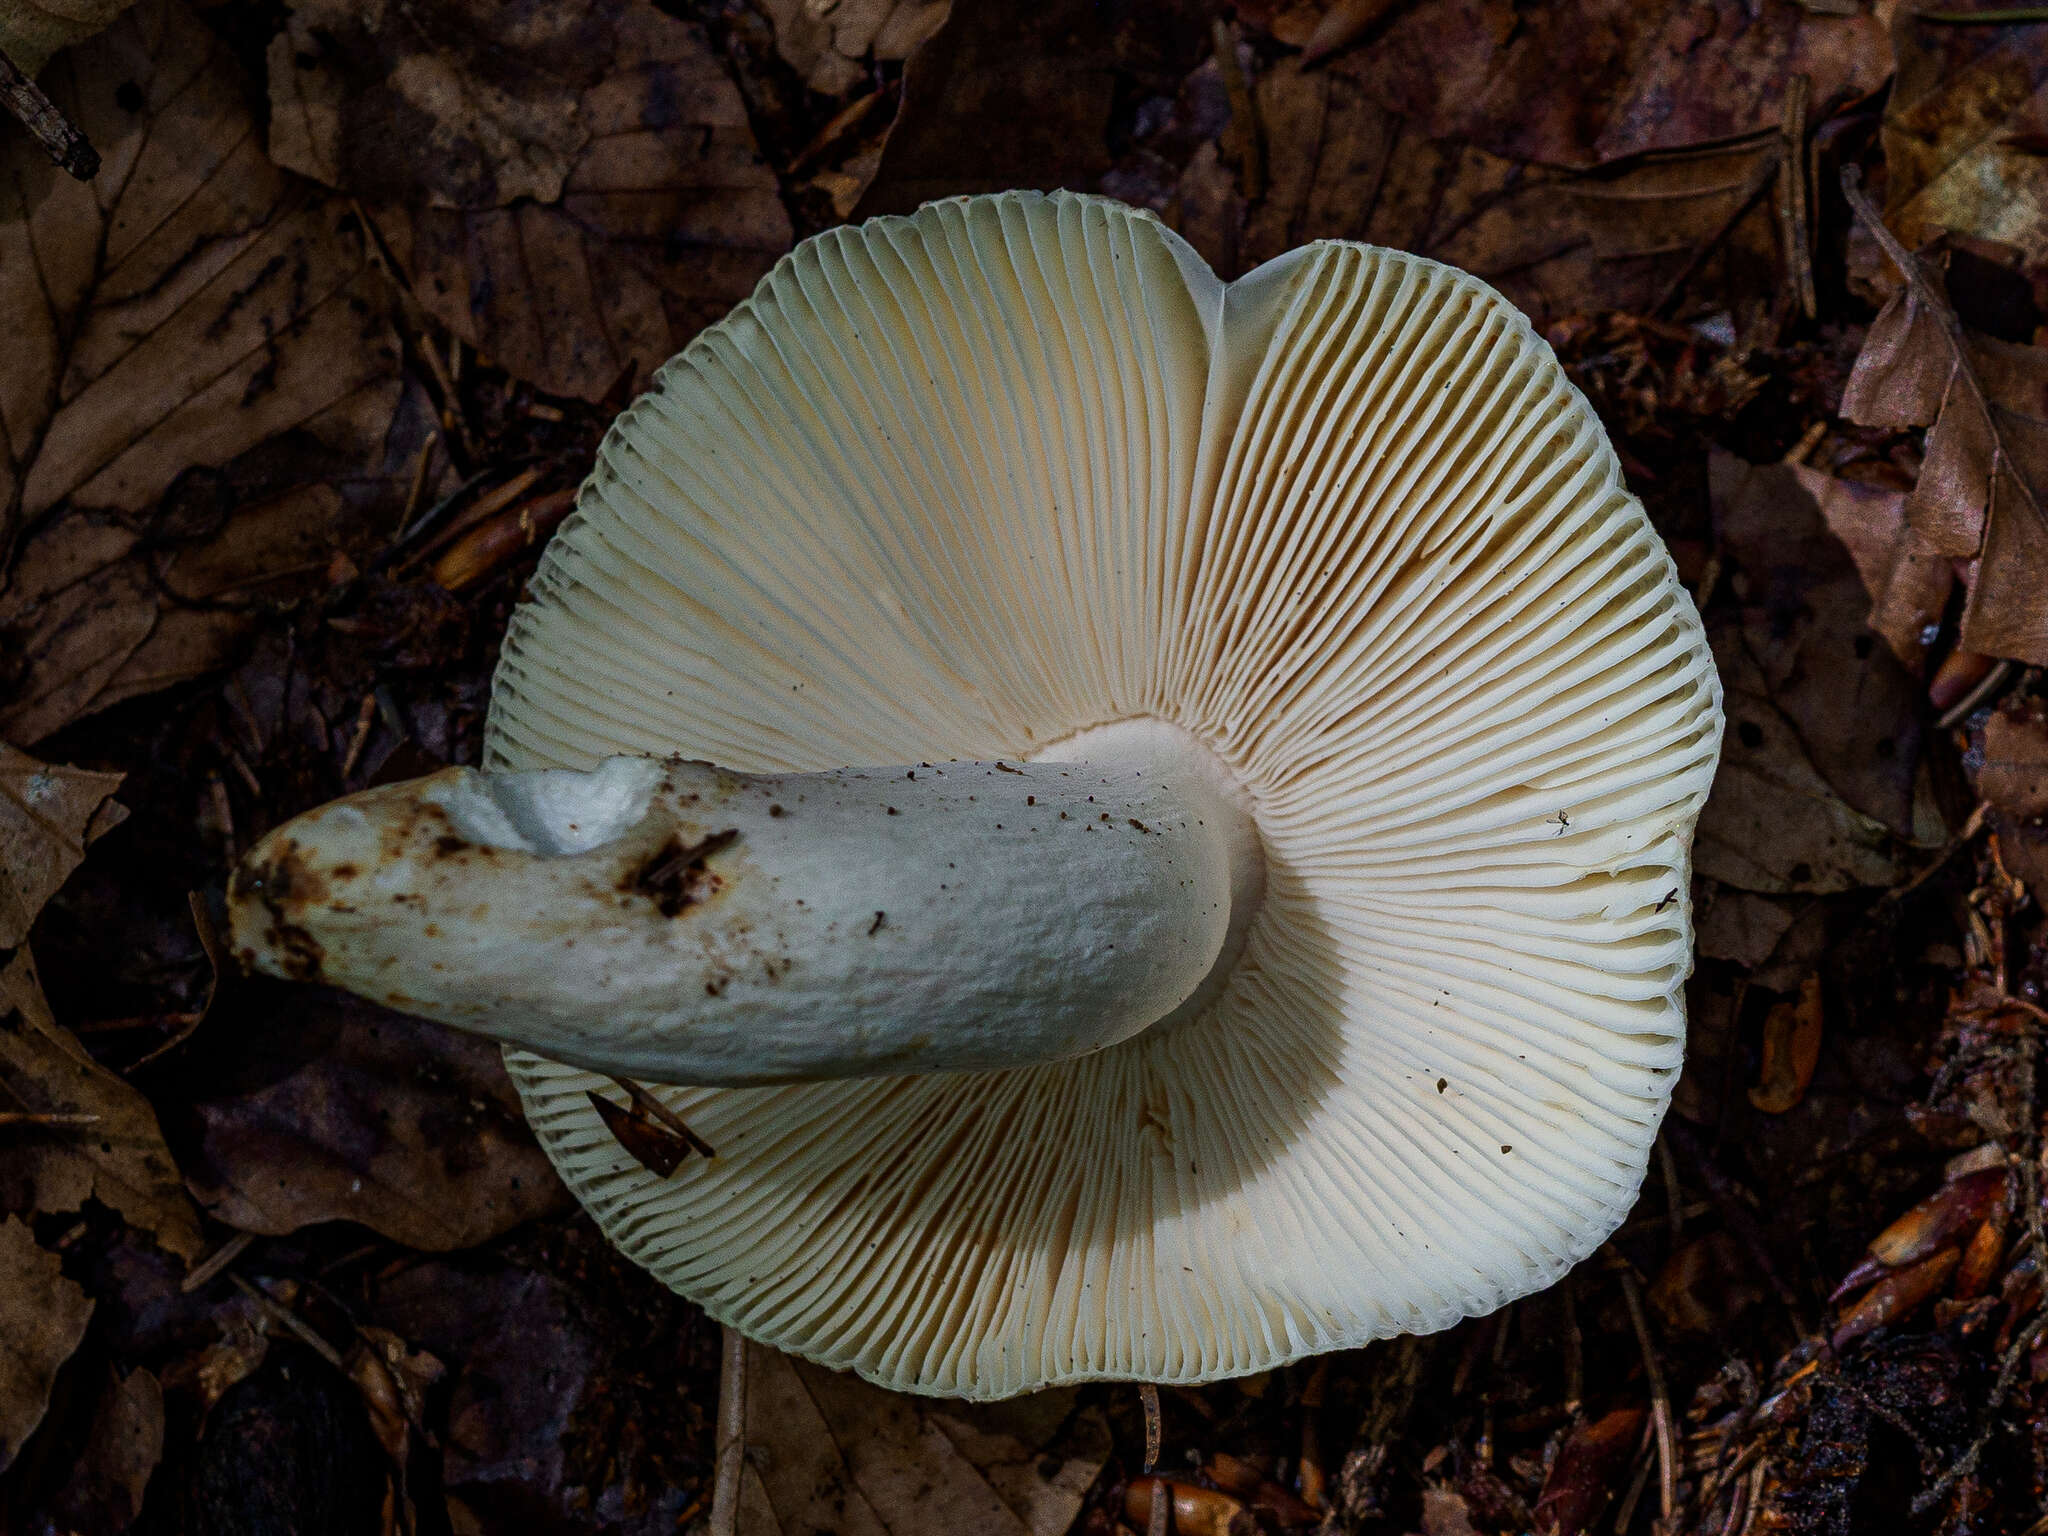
[341,694,378,779]
[181,1231,256,1294]
[1210,20,1265,203]
[1561,1271,1584,1415]
[1615,1259,1677,1521]
[1146,1478,1170,1536]
[230,1273,346,1371]
[710,1326,747,1536]
[1775,74,1816,320]
[0,45,99,179]
[1299,1358,1328,1509]
[208,771,236,862]
[1654,147,1781,316]
[1140,1381,1163,1472]
[0,1111,99,1127]
[605,1074,717,1159]
[1658,1132,1685,1251]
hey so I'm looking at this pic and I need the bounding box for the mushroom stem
[227,720,1258,1085]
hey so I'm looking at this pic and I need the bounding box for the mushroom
[230,191,1722,1398]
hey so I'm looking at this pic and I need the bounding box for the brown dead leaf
[1321,0,1887,170]
[1710,452,1928,831]
[37,1363,164,1531]
[1981,696,2048,892]
[1883,8,2048,276]
[1532,1405,1644,1536]
[0,0,412,745]
[179,994,567,1250]
[760,0,950,96]
[0,1212,94,1471]
[1840,199,2048,666]
[0,947,204,1260]
[0,741,123,948]
[737,1339,1110,1535]
[1750,972,1824,1114]
[267,0,791,403]
[1651,1230,1769,1334]
[0,0,134,76]
[1982,699,2048,817]
[1802,461,1953,675]
[1695,630,1906,894]
[1230,58,1792,321]
[1419,1484,1484,1536]
[856,0,1212,219]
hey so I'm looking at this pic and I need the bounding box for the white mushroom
[231,190,1722,1399]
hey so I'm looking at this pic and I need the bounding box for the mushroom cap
[487,190,1723,1398]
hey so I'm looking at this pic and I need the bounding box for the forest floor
[3,0,2048,1533]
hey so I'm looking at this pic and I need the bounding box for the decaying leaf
[0,947,204,1260]
[267,0,791,402]
[1882,8,2048,277]
[0,1212,94,1472]
[1840,203,2048,666]
[1980,696,2048,891]
[736,1340,1110,1535]
[758,0,950,96]
[179,995,567,1250]
[1711,452,1928,832]
[0,740,124,948]
[1749,973,1824,1114]
[0,0,411,745]
[36,1363,164,1531]
[0,0,134,77]
[1695,633,1905,894]
[1318,0,1888,170]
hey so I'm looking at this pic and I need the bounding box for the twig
[710,1326,747,1536]
[1140,1381,1163,1472]
[0,45,99,179]
[1210,20,1265,203]
[1938,658,2016,729]
[0,1111,99,1127]
[1914,5,2048,18]
[1658,1133,1686,1251]
[181,1232,256,1294]
[1842,165,2048,541]
[1775,74,1816,320]
[1654,147,1782,315]
[230,1273,345,1371]
[1562,1271,1585,1415]
[605,1074,717,1159]
[1147,1478,1170,1536]
[1615,1260,1678,1520]
[341,694,378,780]
[1910,1311,2048,1514]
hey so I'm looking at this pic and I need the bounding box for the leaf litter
[7,0,2048,1531]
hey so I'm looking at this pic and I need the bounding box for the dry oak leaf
[0,946,204,1260]
[0,0,402,561]
[0,1214,93,1472]
[0,740,124,948]
[1840,239,2048,666]
[1981,698,2048,893]
[1709,451,1928,833]
[1322,0,1888,170]
[0,0,134,77]
[1694,627,1905,895]
[759,0,950,97]
[36,1363,164,1530]
[0,0,409,744]
[736,1339,1110,1535]
[267,0,792,403]
[1883,6,2048,276]
[180,997,567,1251]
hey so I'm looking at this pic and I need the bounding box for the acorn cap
[489,190,1723,1398]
